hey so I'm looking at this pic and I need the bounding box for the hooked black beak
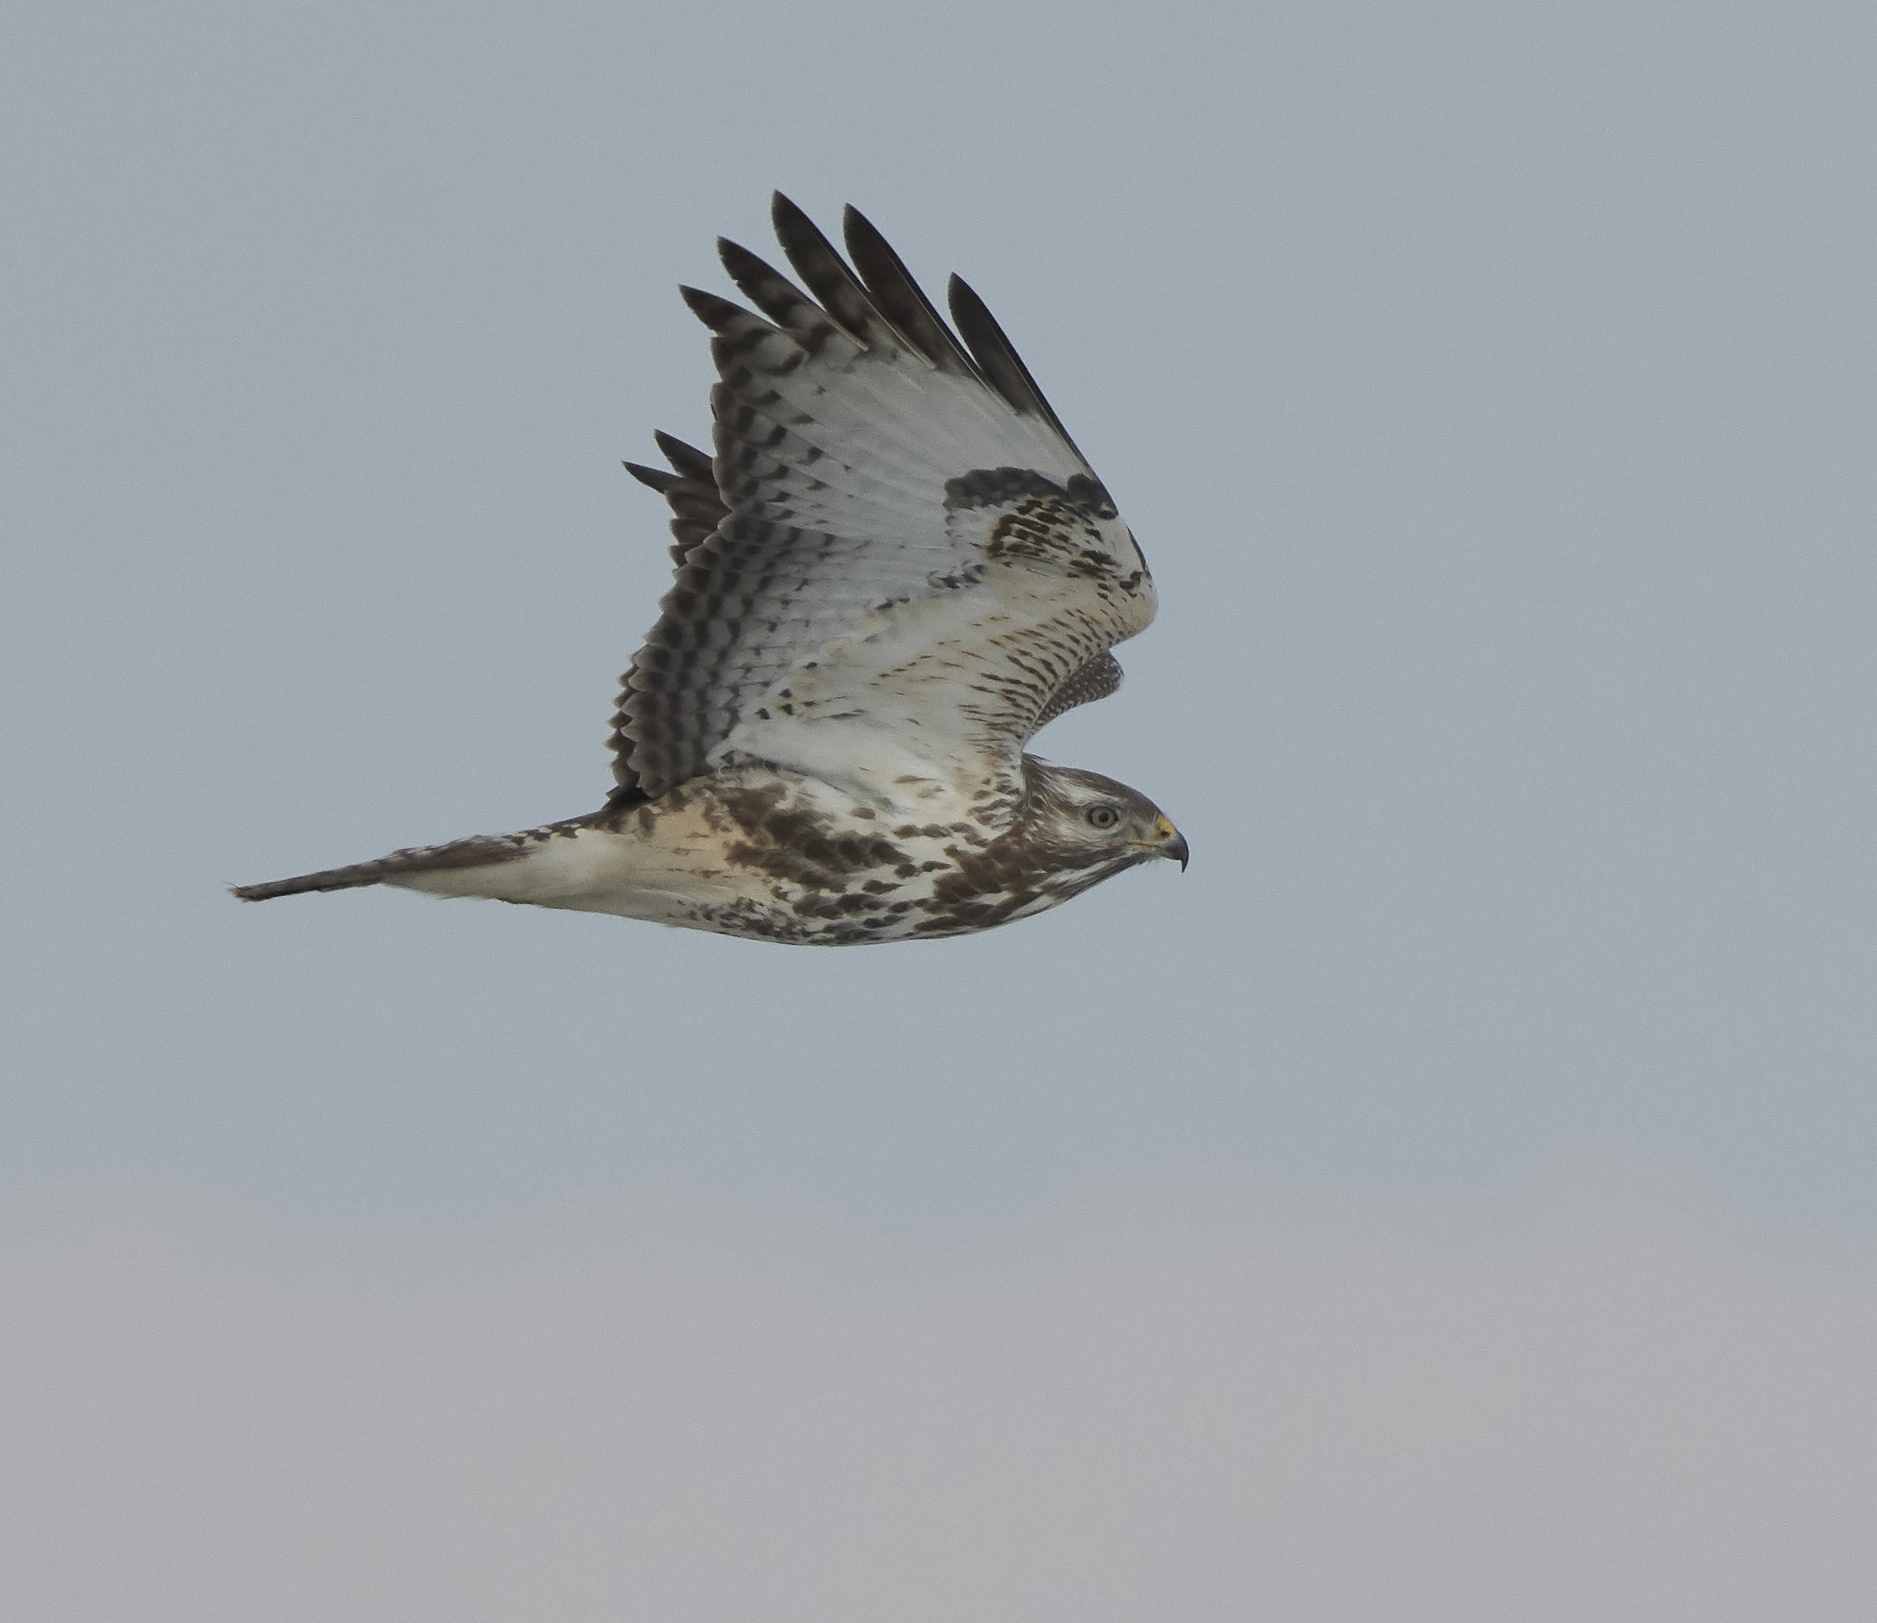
[1152,816,1189,871]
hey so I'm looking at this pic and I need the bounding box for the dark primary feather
[948,274,1085,459]
[770,194,899,349]
[716,236,829,340]
[653,429,713,483]
[676,284,751,335]
[622,432,724,562]
[840,204,980,377]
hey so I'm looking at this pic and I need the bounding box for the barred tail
[231,824,580,902]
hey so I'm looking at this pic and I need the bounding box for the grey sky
[10,1173,1877,1622]
[5,0,1876,1614]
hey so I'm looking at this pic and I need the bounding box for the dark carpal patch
[943,466,1117,521]
[943,468,1138,597]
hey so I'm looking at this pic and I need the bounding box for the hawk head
[910,759,1185,937]
[1021,761,1189,877]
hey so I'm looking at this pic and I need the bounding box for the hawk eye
[1086,805,1120,830]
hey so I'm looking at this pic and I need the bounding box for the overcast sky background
[6,0,1877,1616]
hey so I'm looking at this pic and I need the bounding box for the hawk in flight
[234,195,1186,944]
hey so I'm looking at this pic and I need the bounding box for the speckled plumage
[233,196,1187,943]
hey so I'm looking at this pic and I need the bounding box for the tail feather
[231,825,578,902]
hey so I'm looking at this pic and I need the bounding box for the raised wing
[608,195,1154,807]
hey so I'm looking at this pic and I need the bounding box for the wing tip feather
[624,460,675,491]
[679,284,746,330]
[948,271,1086,454]
[652,430,714,480]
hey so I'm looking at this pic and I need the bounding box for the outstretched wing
[608,195,1154,807]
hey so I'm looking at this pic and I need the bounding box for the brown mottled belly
[565,773,1075,945]
[400,767,1108,945]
